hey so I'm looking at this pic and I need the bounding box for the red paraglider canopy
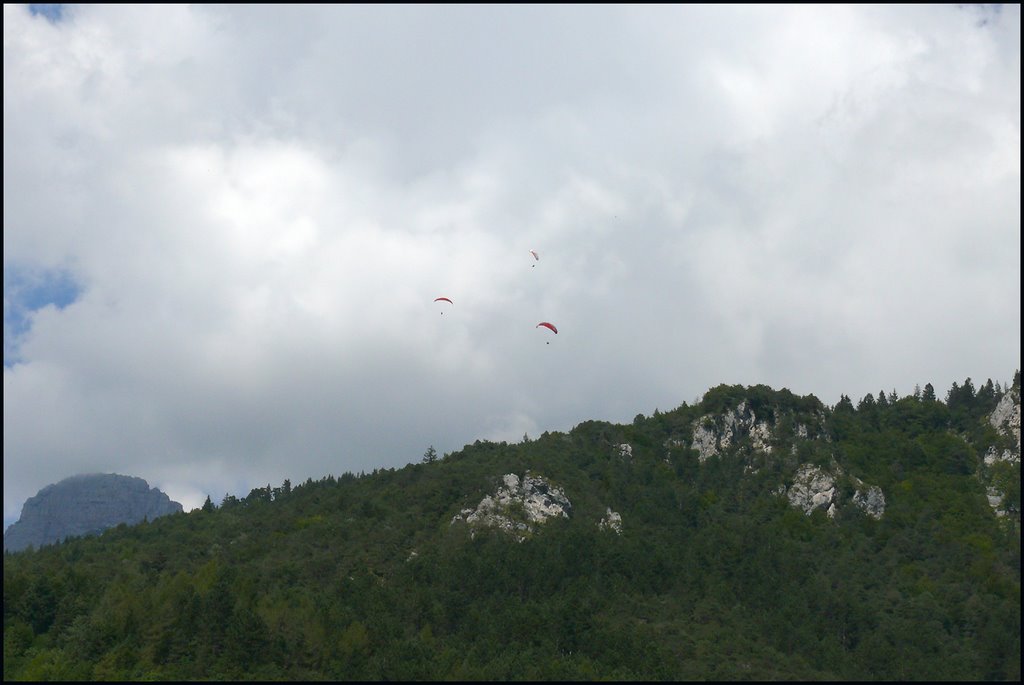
[536,322,558,334]
[434,297,453,315]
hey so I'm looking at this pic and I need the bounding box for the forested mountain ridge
[3,374,1020,681]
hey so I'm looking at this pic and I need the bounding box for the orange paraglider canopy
[536,322,557,334]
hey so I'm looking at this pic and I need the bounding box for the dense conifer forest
[4,375,1020,680]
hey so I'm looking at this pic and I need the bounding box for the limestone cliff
[980,384,1021,519]
[451,472,572,542]
[782,463,886,520]
[4,473,183,553]
[681,396,884,520]
[689,400,828,464]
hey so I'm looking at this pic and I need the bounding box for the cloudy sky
[4,4,1020,527]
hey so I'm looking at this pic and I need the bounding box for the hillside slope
[3,377,1019,680]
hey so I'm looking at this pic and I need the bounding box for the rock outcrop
[598,507,623,534]
[4,473,183,553]
[783,463,885,520]
[980,385,1021,518]
[850,481,886,520]
[689,400,827,463]
[989,387,1021,445]
[786,464,840,518]
[690,401,772,462]
[681,395,885,520]
[984,388,1021,468]
[451,472,572,542]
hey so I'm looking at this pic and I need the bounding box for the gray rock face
[851,483,886,520]
[689,400,799,463]
[989,388,1021,447]
[451,472,572,542]
[4,473,183,553]
[981,386,1021,518]
[783,463,885,520]
[598,507,623,534]
[984,388,1021,468]
[691,421,720,463]
[786,464,840,518]
[691,401,765,462]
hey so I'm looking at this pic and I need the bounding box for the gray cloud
[4,4,1019,525]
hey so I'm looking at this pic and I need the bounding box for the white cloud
[4,4,1019,527]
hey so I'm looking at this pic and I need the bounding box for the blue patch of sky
[28,4,65,23]
[4,263,81,367]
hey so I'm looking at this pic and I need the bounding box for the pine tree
[947,381,961,406]
[977,379,996,409]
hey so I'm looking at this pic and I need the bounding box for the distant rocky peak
[4,473,183,553]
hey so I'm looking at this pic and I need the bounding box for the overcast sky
[4,4,1020,528]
